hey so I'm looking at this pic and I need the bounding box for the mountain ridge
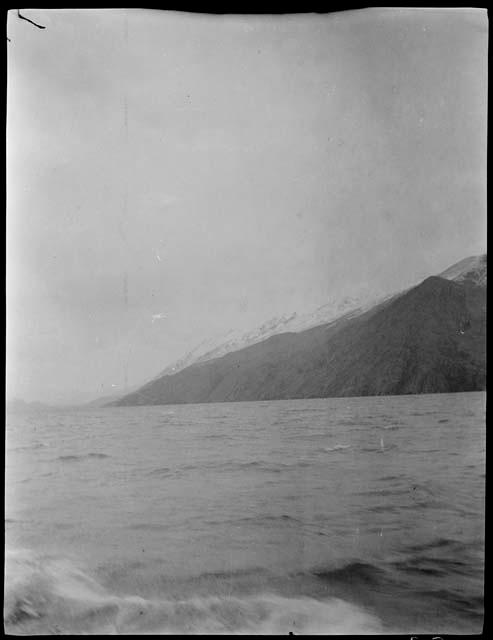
[111,254,486,407]
[151,252,486,382]
[154,292,387,379]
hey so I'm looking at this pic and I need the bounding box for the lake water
[5,392,485,634]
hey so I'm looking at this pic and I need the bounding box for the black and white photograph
[5,7,487,635]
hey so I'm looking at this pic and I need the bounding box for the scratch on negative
[17,10,46,30]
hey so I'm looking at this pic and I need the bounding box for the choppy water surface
[5,392,485,634]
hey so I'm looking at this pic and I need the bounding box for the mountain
[90,294,383,407]
[155,291,390,378]
[112,255,486,406]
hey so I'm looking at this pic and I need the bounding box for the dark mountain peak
[419,275,458,291]
[424,274,453,284]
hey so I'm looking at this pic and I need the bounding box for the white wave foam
[5,549,383,635]
[322,444,351,452]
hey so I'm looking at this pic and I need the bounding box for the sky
[7,8,488,405]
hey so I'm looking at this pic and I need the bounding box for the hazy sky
[7,8,487,404]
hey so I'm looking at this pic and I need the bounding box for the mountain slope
[155,292,387,378]
[113,262,486,406]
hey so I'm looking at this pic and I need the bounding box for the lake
[5,392,485,634]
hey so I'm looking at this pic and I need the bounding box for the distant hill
[111,255,486,406]
[6,398,55,413]
[83,394,124,408]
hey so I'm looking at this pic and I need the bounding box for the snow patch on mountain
[153,254,487,381]
[438,254,486,286]
[156,290,391,378]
